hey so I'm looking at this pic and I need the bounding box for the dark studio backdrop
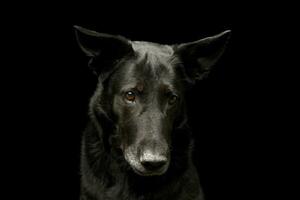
[7,2,286,200]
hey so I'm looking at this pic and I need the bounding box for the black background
[5,2,289,200]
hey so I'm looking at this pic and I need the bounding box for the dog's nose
[141,159,167,170]
[140,152,167,170]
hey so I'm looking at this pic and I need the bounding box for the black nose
[141,160,167,170]
[139,152,167,170]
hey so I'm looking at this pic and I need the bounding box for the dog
[74,26,230,200]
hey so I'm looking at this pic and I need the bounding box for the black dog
[74,26,230,200]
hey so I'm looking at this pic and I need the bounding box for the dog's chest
[98,178,197,200]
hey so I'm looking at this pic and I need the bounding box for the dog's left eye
[125,91,136,103]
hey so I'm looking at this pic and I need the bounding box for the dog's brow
[136,83,144,92]
[160,83,176,93]
[120,81,144,92]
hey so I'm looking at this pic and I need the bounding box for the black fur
[74,26,230,200]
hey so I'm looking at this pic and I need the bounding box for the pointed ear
[74,25,134,75]
[175,30,231,81]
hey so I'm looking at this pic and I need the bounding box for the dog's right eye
[124,91,136,103]
[168,94,178,105]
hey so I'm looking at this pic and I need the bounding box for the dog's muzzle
[124,146,170,176]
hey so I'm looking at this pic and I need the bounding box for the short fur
[74,26,230,200]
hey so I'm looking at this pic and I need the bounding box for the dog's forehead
[131,41,174,58]
[112,41,181,91]
[127,41,178,79]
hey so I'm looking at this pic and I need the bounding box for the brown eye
[125,91,136,102]
[168,95,178,105]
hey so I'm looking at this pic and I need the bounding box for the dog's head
[75,26,230,176]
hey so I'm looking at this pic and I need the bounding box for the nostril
[141,160,166,170]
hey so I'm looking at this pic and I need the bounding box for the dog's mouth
[124,147,170,176]
[131,165,168,176]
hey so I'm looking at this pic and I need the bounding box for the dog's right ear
[74,26,133,75]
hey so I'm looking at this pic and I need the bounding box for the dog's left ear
[175,30,231,81]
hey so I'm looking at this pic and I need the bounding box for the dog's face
[75,26,230,176]
[109,43,183,176]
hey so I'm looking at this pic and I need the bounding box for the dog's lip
[131,165,167,176]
